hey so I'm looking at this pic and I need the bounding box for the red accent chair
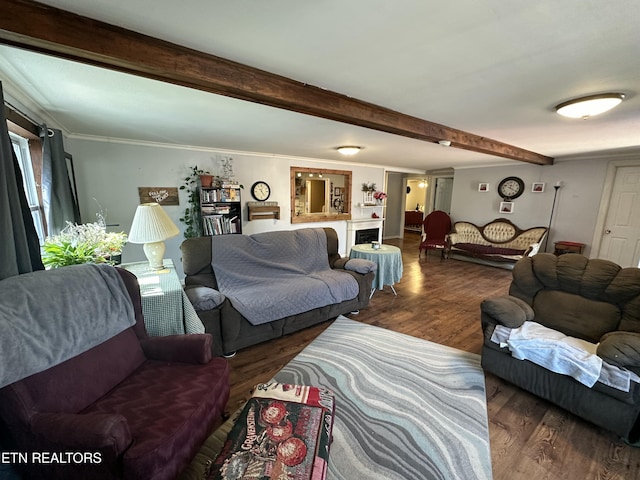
[0,267,230,480]
[418,210,452,258]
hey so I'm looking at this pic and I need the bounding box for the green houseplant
[42,215,128,268]
[179,166,219,238]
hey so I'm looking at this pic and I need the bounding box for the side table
[554,241,585,256]
[349,244,403,297]
[119,259,204,336]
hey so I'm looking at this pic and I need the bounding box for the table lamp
[128,203,180,270]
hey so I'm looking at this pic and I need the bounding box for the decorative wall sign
[138,187,179,205]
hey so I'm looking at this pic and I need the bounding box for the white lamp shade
[129,203,180,244]
[129,203,179,270]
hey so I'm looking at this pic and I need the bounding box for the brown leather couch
[481,253,640,443]
[181,228,374,357]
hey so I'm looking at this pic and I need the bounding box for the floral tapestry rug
[273,315,493,480]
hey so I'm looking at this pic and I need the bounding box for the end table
[119,259,204,336]
[554,241,585,256]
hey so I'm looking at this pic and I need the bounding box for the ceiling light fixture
[555,93,625,119]
[438,140,451,147]
[336,146,361,156]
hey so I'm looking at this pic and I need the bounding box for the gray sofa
[481,253,640,443]
[181,227,375,357]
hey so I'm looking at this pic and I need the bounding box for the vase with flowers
[373,190,387,205]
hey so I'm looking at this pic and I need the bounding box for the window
[10,132,45,243]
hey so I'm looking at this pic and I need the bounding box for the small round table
[350,244,403,297]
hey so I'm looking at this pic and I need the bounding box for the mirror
[291,167,352,224]
[306,179,329,213]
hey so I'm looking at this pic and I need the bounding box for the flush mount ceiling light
[336,146,361,156]
[438,140,451,147]
[555,93,625,119]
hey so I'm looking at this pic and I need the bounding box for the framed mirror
[291,167,352,224]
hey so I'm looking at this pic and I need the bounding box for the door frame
[592,158,640,259]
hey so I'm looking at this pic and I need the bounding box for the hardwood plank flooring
[224,232,640,479]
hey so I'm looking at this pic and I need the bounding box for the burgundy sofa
[0,266,230,480]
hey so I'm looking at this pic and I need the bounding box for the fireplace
[346,219,383,253]
[355,228,379,244]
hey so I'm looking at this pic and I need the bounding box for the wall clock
[497,176,525,200]
[251,181,271,201]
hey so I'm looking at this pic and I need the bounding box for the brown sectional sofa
[447,218,547,266]
[181,227,374,357]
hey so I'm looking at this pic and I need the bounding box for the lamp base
[143,241,166,270]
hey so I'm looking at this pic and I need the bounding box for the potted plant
[179,166,222,238]
[41,215,128,268]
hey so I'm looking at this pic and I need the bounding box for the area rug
[272,315,493,480]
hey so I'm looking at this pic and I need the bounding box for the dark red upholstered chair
[0,266,230,480]
[418,210,452,258]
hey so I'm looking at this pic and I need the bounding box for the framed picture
[334,187,343,196]
[532,182,545,193]
[499,201,514,214]
[478,183,489,192]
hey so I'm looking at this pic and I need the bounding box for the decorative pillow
[344,258,377,274]
[597,331,640,368]
[481,295,534,328]
[184,285,226,312]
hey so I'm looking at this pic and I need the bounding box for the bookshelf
[200,183,242,236]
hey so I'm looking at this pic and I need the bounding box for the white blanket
[491,322,639,391]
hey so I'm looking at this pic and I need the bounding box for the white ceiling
[1,0,639,172]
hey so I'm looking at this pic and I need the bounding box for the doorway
[595,164,640,267]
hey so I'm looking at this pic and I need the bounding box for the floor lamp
[544,181,562,252]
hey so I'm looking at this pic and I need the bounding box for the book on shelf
[201,187,241,203]
[202,206,231,215]
[202,214,239,235]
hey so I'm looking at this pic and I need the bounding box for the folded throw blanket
[492,322,640,391]
[211,228,359,325]
[0,264,135,389]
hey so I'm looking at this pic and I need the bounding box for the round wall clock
[251,181,271,201]
[497,176,525,200]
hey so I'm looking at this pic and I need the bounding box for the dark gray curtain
[41,125,80,235]
[0,82,44,280]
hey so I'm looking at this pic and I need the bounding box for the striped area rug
[273,316,493,480]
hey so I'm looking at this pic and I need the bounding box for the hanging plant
[179,166,210,238]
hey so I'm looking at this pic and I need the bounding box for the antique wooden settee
[447,218,548,266]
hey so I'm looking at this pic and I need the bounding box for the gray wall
[67,138,386,278]
[450,159,609,255]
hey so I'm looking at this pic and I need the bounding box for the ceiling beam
[0,0,553,165]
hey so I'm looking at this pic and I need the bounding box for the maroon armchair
[0,266,230,480]
[418,210,452,258]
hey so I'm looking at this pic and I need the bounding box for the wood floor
[224,232,640,480]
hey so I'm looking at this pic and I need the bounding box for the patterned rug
[273,316,493,480]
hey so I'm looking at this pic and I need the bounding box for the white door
[434,177,453,213]
[598,166,640,267]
